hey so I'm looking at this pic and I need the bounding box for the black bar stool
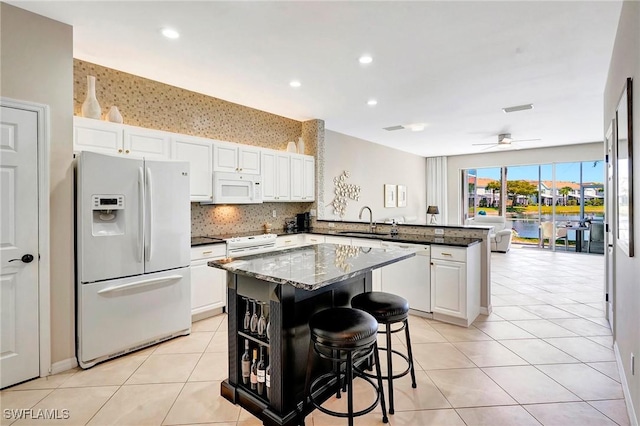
[351,292,417,415]
[303,307,388,426]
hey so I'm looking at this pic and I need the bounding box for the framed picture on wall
[384,184,396,208]
[616,77,634,257]
[397,185,407,207]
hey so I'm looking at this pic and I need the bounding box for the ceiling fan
[472,133,541,150]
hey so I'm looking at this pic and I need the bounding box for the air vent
[502,103,533,113]
[383,125,405,131]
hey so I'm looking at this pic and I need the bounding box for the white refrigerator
[76,151,191,368]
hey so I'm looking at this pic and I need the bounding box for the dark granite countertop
[191,236,226,247]
[192,228,482,248]
[208,243,416,291]
[273,229,482,247]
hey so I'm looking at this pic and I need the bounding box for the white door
[261,151,277,201]
[144,159,190,273]
[605,123,615,326]
[238,146,261,174]
[0,106,40,387]
[276,153,291,200]
[213,143,238,173]
[290,154,303,200]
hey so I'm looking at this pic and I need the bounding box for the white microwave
[209,172,262,204]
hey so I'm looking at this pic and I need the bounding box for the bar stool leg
[385,323,395,414]
[404,319,417,388]
[373,342,389,423]
[346,351,354,426]
[333,349,342,399]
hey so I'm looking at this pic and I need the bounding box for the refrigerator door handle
[96,275,183,295]
[146,167,153,262]
[138,167,144,263]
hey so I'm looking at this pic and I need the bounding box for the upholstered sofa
[465,215,513,252]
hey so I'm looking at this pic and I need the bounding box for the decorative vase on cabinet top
[106,106,123,123]
[81,75,102,120]
[297,137,305,155]
[286,141,297,153]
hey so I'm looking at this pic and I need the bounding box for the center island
[208,243,416,426]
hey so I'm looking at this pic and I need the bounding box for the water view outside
[466,161,605,251]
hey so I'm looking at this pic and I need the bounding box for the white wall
[444,142,604,225]
[0,4,74,365]
[321,130,427,224]
[604,1,640,422]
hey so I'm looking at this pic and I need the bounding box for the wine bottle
[257,346,266,395]
[266,361,271,400]
[250,348,258,391]
[241,339,251,385]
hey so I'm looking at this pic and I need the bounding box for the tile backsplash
[74,60,321,235]
[191,202,312,236]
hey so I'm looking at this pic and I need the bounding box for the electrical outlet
[632,353,635,375]
[434,228,444,235]
[272,210,277,218]
[328,222,335,228]
[310,209,316,217]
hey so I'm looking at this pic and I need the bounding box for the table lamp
[427,205,439,224]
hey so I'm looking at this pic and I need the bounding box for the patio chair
[587,222,605,253]
[540,222,568,250]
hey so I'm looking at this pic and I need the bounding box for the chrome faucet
[358,206,376,233]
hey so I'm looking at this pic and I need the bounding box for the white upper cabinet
[213,142,261,174]
[123,125,171,159]
[74,117,123,155]
[262,150,291,202]
[171,134,213,202]
[73,117,170,159]
[290,153,315,201]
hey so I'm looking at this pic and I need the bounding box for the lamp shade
[427,205,439,215]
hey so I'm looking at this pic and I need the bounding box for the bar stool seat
[351,292,417,415]
[303,307,388,426]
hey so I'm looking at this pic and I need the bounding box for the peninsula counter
[208,243,415,426]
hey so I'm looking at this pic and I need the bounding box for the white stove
[225,233,277,257]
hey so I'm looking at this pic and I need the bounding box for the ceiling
[10,1,623,157]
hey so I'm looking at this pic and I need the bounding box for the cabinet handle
[202,250,213,255]
[118,149,123,153]
[284,240,292,243]
[441,253,453,257]
[125,150,130,154]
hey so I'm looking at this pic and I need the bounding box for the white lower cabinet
[190,244,227,319]
[276,235,302,248]
[430,244,481,327]
[303,234,325,245]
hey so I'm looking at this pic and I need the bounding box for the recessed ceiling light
[367,99,378,106]
[289,80,301,88]
[359,55,373,64]
[502,103,533,113]
[161,28,180,39]
[408,123,426,132]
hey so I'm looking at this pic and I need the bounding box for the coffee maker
[296,212,310,231]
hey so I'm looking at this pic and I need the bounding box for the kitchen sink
[338,231,390,236]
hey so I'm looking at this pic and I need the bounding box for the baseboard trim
[614,342,638,426]
[480,305,492,315]
[49,357,78,375]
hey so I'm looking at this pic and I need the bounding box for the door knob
[8,254,34,263]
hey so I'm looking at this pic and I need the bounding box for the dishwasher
[380,242,431,313]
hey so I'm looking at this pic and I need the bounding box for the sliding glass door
[461,160,604,253]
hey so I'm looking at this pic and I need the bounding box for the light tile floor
[1,247,630,425]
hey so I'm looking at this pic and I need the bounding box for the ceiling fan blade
[472,142,499,146]
[512,138,542,143]
[479,144,499,152]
